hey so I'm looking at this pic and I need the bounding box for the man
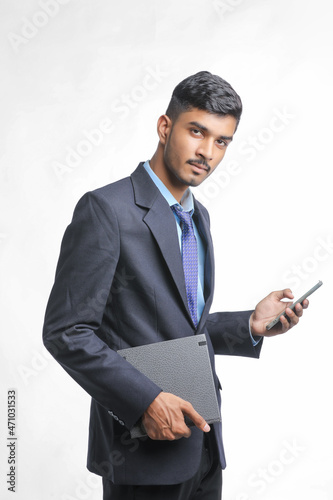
[43,71,308,499]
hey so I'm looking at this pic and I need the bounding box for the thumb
[181,401,210,433]
[274,288,294,302]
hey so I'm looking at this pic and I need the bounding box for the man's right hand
[142,392,210,440]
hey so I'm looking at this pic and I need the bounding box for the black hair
[165,71,242,126]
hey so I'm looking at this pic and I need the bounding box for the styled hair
[165,71,242,126]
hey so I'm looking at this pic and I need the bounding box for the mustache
[186,159,210,170]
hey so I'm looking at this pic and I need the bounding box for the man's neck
[149,152,188,204]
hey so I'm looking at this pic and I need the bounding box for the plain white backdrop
[1,1,332,499]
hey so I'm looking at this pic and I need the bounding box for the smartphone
[266,280,323,331]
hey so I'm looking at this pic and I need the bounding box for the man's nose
[196,139,214,161]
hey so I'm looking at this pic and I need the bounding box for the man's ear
[157,114,172,145]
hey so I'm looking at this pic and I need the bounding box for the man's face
[162,108,238,189]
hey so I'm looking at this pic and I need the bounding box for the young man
[43,71,308,500]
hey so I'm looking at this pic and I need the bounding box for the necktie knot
[171,205,194,228]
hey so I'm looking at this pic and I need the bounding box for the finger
[162,416,192,440]
[181,401,210,433]
[143,415,191,441]
[279,313,290,332]
[178,424,192,439]
[285,307,299,327]
[275,302,293,319]
[301,299,309,309]
[294,303,303,317]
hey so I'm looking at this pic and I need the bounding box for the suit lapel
[131,164,190,320]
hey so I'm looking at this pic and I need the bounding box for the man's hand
[142,392,210,440]
[250,288,309,337]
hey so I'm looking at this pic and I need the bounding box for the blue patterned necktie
[171,204,198,328]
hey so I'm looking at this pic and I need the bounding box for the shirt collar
[143,160,194,212]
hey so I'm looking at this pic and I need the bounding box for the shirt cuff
[249,317,263,346]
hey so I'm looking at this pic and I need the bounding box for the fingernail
[203,424,210,432]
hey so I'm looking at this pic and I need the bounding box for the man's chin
[173,171,207,189]
[186,173,207,187]
[187,179,203,188]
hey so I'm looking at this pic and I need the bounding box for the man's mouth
[187,160,210,172]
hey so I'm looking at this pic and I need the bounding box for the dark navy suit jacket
[43,163,262,485]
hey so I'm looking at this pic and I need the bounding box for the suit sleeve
[42,192,161,430]
[206,310,263,358]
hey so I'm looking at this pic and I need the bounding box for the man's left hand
[250,288,309,337]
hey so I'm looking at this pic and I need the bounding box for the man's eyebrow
[188,121,233,141]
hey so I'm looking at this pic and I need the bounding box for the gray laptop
[118,334,221,438]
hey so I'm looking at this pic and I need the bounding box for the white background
[1,1,332,499]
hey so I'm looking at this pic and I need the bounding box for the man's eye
[217,140,227,147]
[191,129,201,136]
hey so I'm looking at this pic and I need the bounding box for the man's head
[150,71,242,201]
[165,71,242,128]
